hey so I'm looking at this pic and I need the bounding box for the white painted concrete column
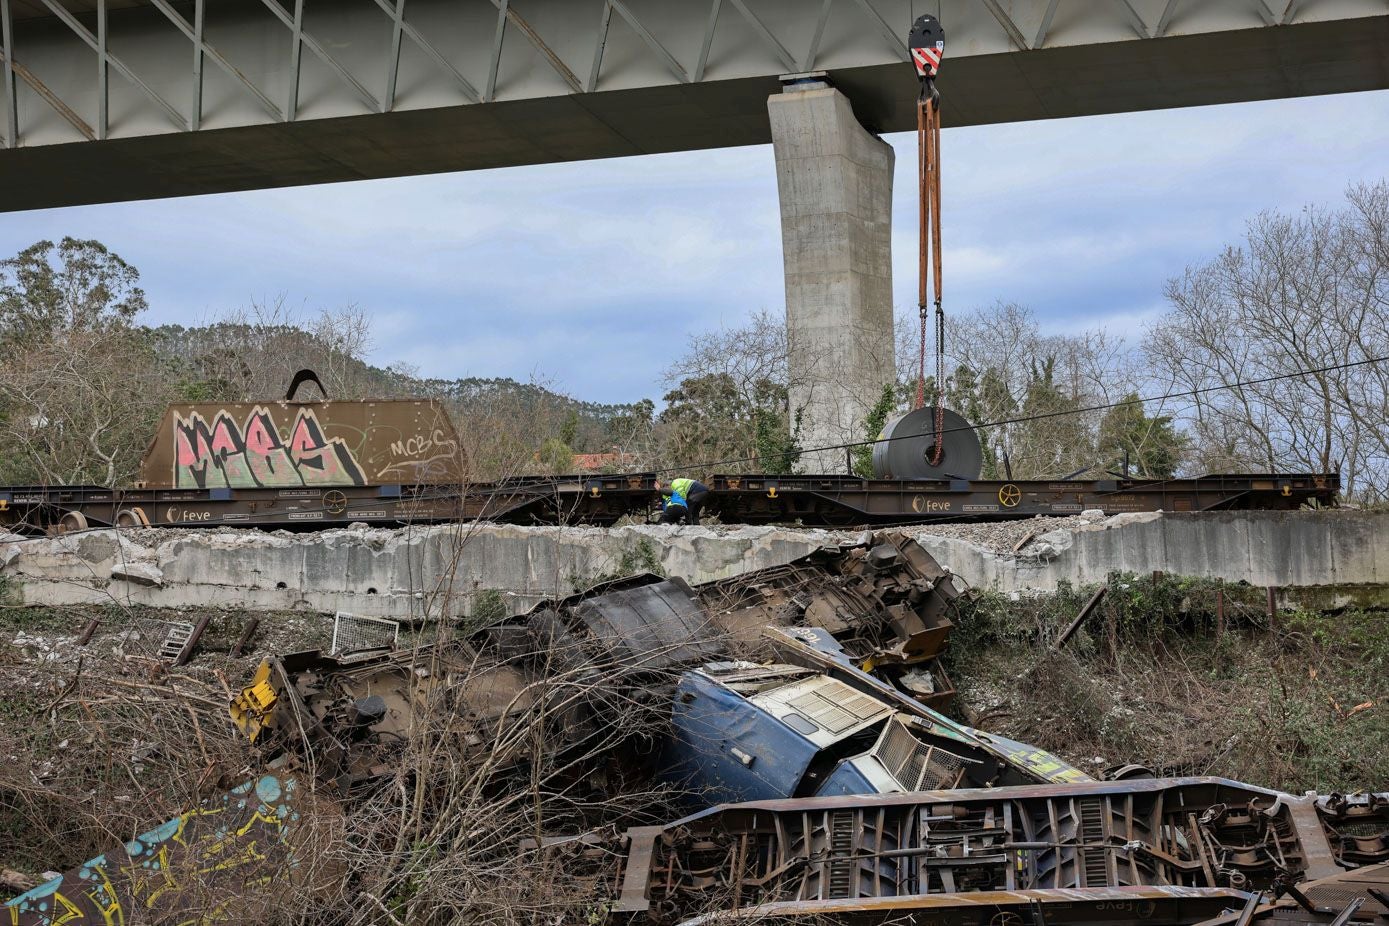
[769,79,896,474]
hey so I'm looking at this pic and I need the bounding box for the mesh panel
[872,718,971,790]
[1303,884,1386,914]
[331,612,400,655]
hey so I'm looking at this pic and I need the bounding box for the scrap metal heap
[7,534,1389,926]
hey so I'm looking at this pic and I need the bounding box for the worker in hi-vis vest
[657,477,711,526]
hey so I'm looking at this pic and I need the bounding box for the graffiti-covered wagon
[139,376,467,490]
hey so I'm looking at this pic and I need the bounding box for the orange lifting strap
[909,14,946,464]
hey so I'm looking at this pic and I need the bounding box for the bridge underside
[0,1,1386,211]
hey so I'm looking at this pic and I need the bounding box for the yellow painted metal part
[230,660,278,742]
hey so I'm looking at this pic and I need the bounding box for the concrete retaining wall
[0,523,842,619]
[1,510,1383,616]
[910,511,1389,609]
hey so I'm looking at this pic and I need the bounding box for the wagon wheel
[998,483,1022,508]
[115,507,151,528]
[55,510,89,534]
[323,490,349,515]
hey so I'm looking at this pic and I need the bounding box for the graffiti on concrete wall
[174,406,366,489]
[5,775,306,926]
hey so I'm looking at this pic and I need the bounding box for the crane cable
[909,15,946,465]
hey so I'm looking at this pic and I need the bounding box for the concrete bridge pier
[769,77,897,474]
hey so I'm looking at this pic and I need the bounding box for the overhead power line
[643,353,1389,478]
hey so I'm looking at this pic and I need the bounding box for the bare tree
[938,303,1143,479]
[1145,181,1389,501]
[168,297,377,400]
[659,308,806,474]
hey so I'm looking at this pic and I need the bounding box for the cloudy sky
[1,87,1386,405]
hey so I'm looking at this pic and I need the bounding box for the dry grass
[946,575,1389,793]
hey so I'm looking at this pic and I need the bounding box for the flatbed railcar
[0,372,1337,534]
[0,471,1337,534]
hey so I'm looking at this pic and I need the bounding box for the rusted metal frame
[36,0,187,130]
[609,0,688,83]
[369,0,479,104]
[258,0,379,115]
[1001,801,1016,890]
[693,0,720,83]
[980,0,1030,50]
[1046,799,1065,885]
[0,47,96,140]
[76,617,101,646]
[847,0,907,60]
[96,0,106,138]
[1154,0,1181,37]
[1232,891,1265,926]
[1188,811,1219,885]
[1033,0,1060,49]
[1053,586,1108,651]
[0,0,13,147]
[232,616,259,657]
[702,778,1291,830]
[485,0,506,101]
[148,0,282,124]
[173,613,212,666]
[285,0,302,118]
[726,0,795,72]
[490,0,582,94]
[799,0,833,72]
[1113,0,1151,38]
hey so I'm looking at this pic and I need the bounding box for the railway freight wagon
[138,393,468,491]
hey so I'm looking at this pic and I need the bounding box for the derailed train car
[605,780,1389,925]
[9,534,1389,926]
[225,534,1088,797]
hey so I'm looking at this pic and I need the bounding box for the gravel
[907,515,1101,553]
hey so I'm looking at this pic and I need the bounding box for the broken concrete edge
[0,510,1383,619]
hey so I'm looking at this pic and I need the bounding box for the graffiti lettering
[381,428,464,481]
[4,775,306,926]
[389,428,458,460]
[174,406,366,489]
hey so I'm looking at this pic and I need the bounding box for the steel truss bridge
[0,0,1386,210]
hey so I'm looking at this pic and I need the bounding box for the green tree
[1097,393,1187,478]
[753,387,802,475]
[659,372,800,474]
[0,238,147,347]
[558,409,580,447]
[852,384,899,478]
[1015,356,1092,478]
[536,436,575,473]
[946,364,1014,478]
[0,239,165,485]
